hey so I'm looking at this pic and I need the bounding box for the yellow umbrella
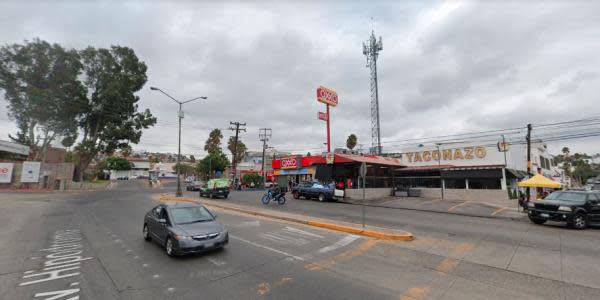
[517,174,561,189]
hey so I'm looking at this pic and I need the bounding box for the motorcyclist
[270,182,283,198]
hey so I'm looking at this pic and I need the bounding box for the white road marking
[71,282,79,286]
[283,226,324,239]
[133,256,139,260]
[152,274,160,279]
[262,233,308,246]
[317,235,360,254]
[143,264,149,268]
[114,239,121,243]
[241,220,261,227]
[167,287,175,292]
[230,235,305,261]
[205,257,226,266]
[30,257,41,260]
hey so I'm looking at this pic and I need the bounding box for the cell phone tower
[363,29,383,155]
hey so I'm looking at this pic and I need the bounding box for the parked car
[264,181,274,188]
[199,179,231,199]
[143,202,228,256]
[186,181,205,191]
[291,181,335,202]
[527,190,600,229]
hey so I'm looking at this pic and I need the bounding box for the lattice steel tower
[363,30,383,155]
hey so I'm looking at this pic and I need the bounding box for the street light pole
[150,86,207,197]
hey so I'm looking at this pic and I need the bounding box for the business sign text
[318,112,328,121]
[404,146,487,163]
[280,157,299,170]
[317,86,338,107]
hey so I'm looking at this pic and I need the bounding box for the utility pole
[436,143,444,200]
[229,121,246,186]
[259,128,272,186]
[526,123,532,201]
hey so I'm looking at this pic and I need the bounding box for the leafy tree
[242,173,263,187]
[204,129,223,155]
[189,155,196,163]
[346,134,358,150]
[120,145,132,157]
[195,152,229,180]
[73,46,156,181]
[172,162,195,176]
[227,136,247,164]
[0,38,84,161]
[106,156,133,170]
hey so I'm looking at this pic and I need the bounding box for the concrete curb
[159,194,413,241]
[338,199,527,222]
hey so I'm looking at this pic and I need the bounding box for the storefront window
[468,178,501,189]
[445,178,466,189]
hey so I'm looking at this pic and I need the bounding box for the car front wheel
[571,214,587,230]
[318,193,325,202]
[143,224,151,241]
[166,237,176,257]
[528,217,546,225]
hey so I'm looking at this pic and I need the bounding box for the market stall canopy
[517,174,561,188]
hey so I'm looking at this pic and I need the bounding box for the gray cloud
[1,0,600,157]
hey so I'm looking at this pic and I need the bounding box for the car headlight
[175,235,192,240]
[527,202,535,208]
[558,206,572,212]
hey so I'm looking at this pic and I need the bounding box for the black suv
[528,190,600,229]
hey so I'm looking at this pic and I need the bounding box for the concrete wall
[415,188,510,206]
[345,188,393,200]
[0,162,74,190]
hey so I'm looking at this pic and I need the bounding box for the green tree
[189,155,196,163]
[346,134,358,150]
[172,162,195,177]
[561,146,572,177]
[195,152,229,180]
[106,156,133,170]
[204,129,223,155]
[227,136,247,164]
[73,46,156,181]
[0,38,84,161]
[242,173,263,187]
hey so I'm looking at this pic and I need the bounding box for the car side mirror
[158,218,166,224]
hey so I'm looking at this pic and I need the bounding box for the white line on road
[205,257,226,266]
[317,235,360,254]
[262,233,308,246]
[230,235,305,261]
[283,226,324,239]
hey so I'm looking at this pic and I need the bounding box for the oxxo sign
[280,157,299,170]
[404,146,487,163]
[317,86,338,107]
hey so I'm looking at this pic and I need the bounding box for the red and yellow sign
[317,86,338,107]
[280,157,299,170]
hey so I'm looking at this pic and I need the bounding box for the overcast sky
[1,0,599,157]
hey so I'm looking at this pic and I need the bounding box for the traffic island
[157,194,413,241]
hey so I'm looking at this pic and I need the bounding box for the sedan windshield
[170,206,214,224]
[545,192,587,202]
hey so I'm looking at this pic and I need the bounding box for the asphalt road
[1,181,600,299]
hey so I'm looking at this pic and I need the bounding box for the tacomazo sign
[317,86,338,107]
[280,157,299,170]
[318,112,328,121]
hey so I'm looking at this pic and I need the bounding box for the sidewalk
[339,196,527,221]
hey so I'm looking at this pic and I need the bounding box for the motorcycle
[261,190,286,205]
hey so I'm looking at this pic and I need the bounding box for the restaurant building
[271,153,404,199]
[395,140,563,204]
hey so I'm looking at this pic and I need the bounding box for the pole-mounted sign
[316,86,338,153]
[318,112,328,121]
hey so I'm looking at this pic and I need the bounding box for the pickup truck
[291,182,335,202]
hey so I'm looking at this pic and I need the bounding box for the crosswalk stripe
[317,235,360,253]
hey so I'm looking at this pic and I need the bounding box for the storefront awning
[334,154,404,167]
[517,174,561,188]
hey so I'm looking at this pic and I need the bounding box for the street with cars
[1,181,600,299]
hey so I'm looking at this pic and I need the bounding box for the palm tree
[346,134,358,150]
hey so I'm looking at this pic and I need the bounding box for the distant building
[0,140,30,161]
